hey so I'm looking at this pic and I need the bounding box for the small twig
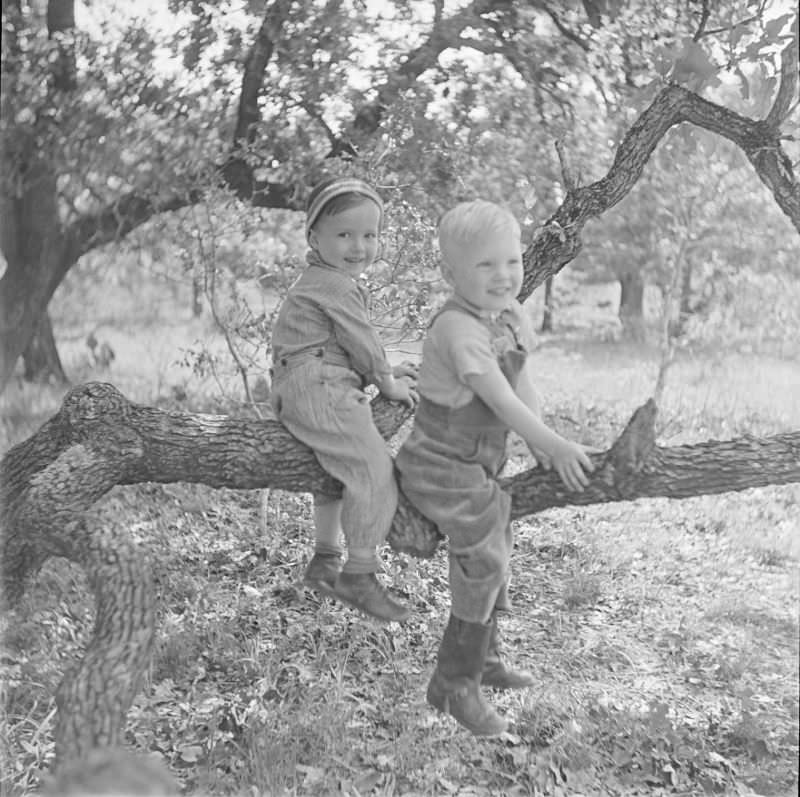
[190,203,261,414]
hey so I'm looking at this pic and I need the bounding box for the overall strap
[434,296,521,347]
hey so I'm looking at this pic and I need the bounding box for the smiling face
[308,198,381,278]
[442,226,523,314]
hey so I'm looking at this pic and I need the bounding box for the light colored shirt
[271,260,392,383]
[417,296,534,408]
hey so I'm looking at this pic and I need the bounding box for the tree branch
[66,11,800,281]
[4,384,799,571]
[65,0,482,254]
[519,82,800,299]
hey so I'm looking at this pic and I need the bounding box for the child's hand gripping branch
[376,371,419,408]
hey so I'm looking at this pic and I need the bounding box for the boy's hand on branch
[546,440,596,493]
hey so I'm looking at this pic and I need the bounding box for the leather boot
[332,572,411,622]
[482,612,535,690]
[427,614,508,736]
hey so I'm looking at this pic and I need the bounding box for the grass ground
[1,296,798,795]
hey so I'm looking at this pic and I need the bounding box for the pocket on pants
[320,364,368,411]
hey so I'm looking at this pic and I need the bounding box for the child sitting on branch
[395,199,596,735]
[270,176,418,623]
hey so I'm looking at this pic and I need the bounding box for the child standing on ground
[395,199,595,734]
[270,176,418,623]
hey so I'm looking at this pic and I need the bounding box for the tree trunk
[0,172,72,388]
[0,0,77,389]
[618,270,646,341]
[22,311,68,384]
[540,276,554,332]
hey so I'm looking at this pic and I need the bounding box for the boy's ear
[308,229,319,250]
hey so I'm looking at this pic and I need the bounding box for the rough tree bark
[2,382,800,761]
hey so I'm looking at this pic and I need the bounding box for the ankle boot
[332,572,411,622]
[482,613,535,690]
[427,614,508,736]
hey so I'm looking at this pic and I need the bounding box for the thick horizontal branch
[504,432,800,515]
[3,384,798,569]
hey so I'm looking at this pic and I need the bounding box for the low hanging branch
[4,383,799,578]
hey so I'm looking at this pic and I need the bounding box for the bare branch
[519,84,800,298]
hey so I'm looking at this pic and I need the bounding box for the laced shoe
[332,572,411,622]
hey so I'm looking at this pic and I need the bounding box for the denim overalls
[270,258,398,549]
[395,300,527,624]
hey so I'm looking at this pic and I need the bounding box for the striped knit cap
[305,177,384,240]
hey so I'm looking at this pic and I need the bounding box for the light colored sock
[342,546,379,574]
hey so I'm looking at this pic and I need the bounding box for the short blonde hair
[438,200,520,267]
